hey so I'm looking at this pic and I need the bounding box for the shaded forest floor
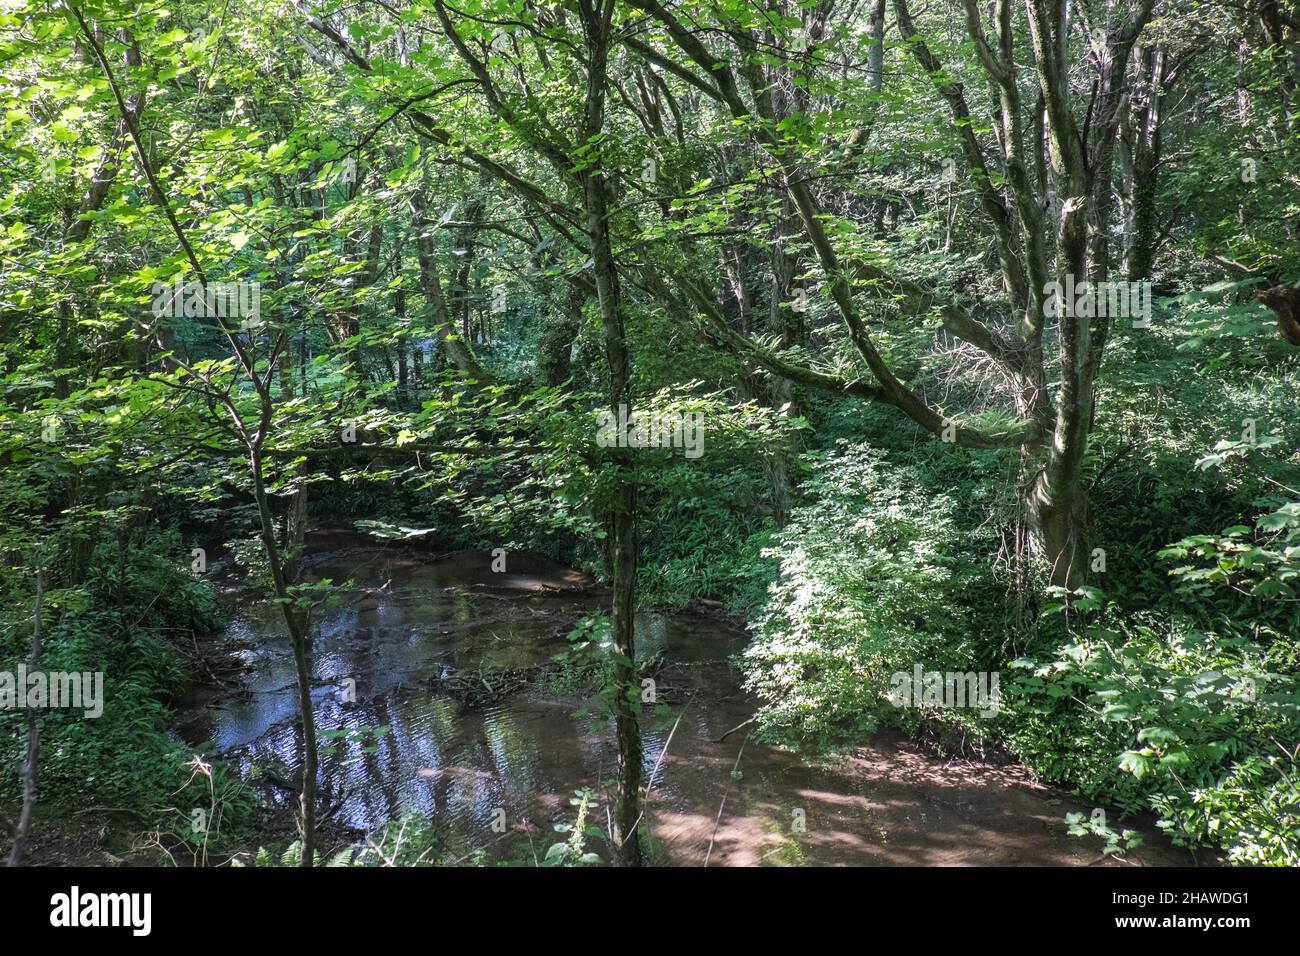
[6,732,1198,867]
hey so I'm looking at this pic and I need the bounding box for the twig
[703,734,749,867]
[626,697,691,838]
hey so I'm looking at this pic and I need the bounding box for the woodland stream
[176,531,1195,867]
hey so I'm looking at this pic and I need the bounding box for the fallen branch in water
[715,716,756,743]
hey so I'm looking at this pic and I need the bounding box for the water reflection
[178,538,1193,866]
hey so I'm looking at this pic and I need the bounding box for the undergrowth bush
[1,532,254,841]
[738,442,1000,752]
[1004,597,1300,865]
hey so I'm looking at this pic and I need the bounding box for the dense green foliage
[2,0,1298,867]
[732,322,1300,863]
[0,534,255,843]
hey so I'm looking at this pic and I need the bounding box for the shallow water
[177,533,1196,866]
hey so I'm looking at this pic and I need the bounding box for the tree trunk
[395,299,409,404]
[1127,46,1164,281]
[868,0,886,93]
[249,448,317,865]
[6,570,45,868]
[537,284,583,386]
[409,189,493,382]
[579,0,643,866]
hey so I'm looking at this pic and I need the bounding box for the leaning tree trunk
[409,189,493,382]
[71,4,323,865]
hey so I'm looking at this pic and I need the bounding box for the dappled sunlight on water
[176,534,1196,867]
